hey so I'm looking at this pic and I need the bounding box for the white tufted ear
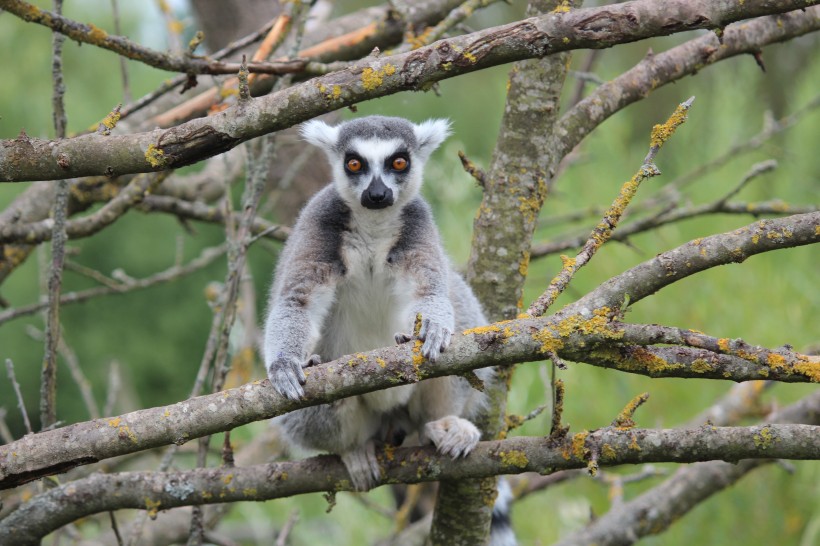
[300,119,340,151]
[413,118,451,159]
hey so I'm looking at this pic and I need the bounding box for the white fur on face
[333,137,422,211]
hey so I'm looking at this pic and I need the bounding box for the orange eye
[346,158,362,172]
[392,157,408,171]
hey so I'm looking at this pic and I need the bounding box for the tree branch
[2,296,817,489]
[554,8,820,162]
[560,211,820,314]
[0,243,228,326]
[0,172,168,244]
[554,389,820,546]
[530,199,818,258]
[527,96,694,317]
[0,0,307,76]
[2,0,816,182]
[2,422,818,545]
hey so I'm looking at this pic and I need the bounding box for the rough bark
[3,422,819,545]
[1,0,815,183]
[553,7,820,163]
[554,390,820,546]
[1,212,816,490]
[436,0,576,542]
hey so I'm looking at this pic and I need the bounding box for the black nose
[368,188,387,202]
[361,177,394,209]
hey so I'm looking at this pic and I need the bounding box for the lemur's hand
[267,354,321,400]
[418,317,452,362]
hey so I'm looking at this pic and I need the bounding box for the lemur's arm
[264,190,348,400]
[389,199,454,361]
[264,260,338,399]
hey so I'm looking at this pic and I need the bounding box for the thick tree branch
[0,172,168,244]
[554,7,820,161]
[2,422,818,545]
[554,389,820,546]
[560,211,820,314]
[575,344,816,383]
[1,0,816,182]
[0,212,816,488]
[450,0,577,542]
[2,305,817,490]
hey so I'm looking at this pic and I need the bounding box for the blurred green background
[0,1,818,545]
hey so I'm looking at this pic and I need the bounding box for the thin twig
[531,198,817,259]
[58,337,100,419]
[595,465,666,506]
[458,150,487,187]
[650,95,820,204]
[118,16,282,120]
[549,379,569,439]
[569,49,603,107]
[64,260,122,290]
[27,327,101,420]
[109,0,130,103]
[0,408,14,443]
[527,97,694,316]
[109,511,124,546]
[0,243,228,326]
[275,509,300,546]
[103,360,122,417]
[41,0,68,431]
[715,159,777,206]
[611,392,650,429]
[0,0,308,77]
[399,0,503,52]
[5,359,33,434]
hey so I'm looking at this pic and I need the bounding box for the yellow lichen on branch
[611,392,650,429]
[145,498,162,519]
[650,96,693,149]
[361,64,396,91]
[533,308,622,354]
[145,144,167,168]
[552,1,572,13]
[96,104,122,135]
[527,98,694,317]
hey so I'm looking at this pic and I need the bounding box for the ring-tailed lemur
[263,115,493,491]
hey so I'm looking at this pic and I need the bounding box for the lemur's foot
[341,440,381,492]
[424,416,480,458]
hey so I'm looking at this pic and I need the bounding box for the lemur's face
[301,116,450,212]
[337,137,414,210]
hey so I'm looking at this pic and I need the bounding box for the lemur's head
[301,116,450,211]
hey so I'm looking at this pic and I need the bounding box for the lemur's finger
[440,329,452,352]
[419,317,431,340]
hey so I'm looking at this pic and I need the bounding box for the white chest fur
[314,213,416,411]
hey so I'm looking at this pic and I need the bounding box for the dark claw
[394,332,413,344]
[305,354,322,368]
